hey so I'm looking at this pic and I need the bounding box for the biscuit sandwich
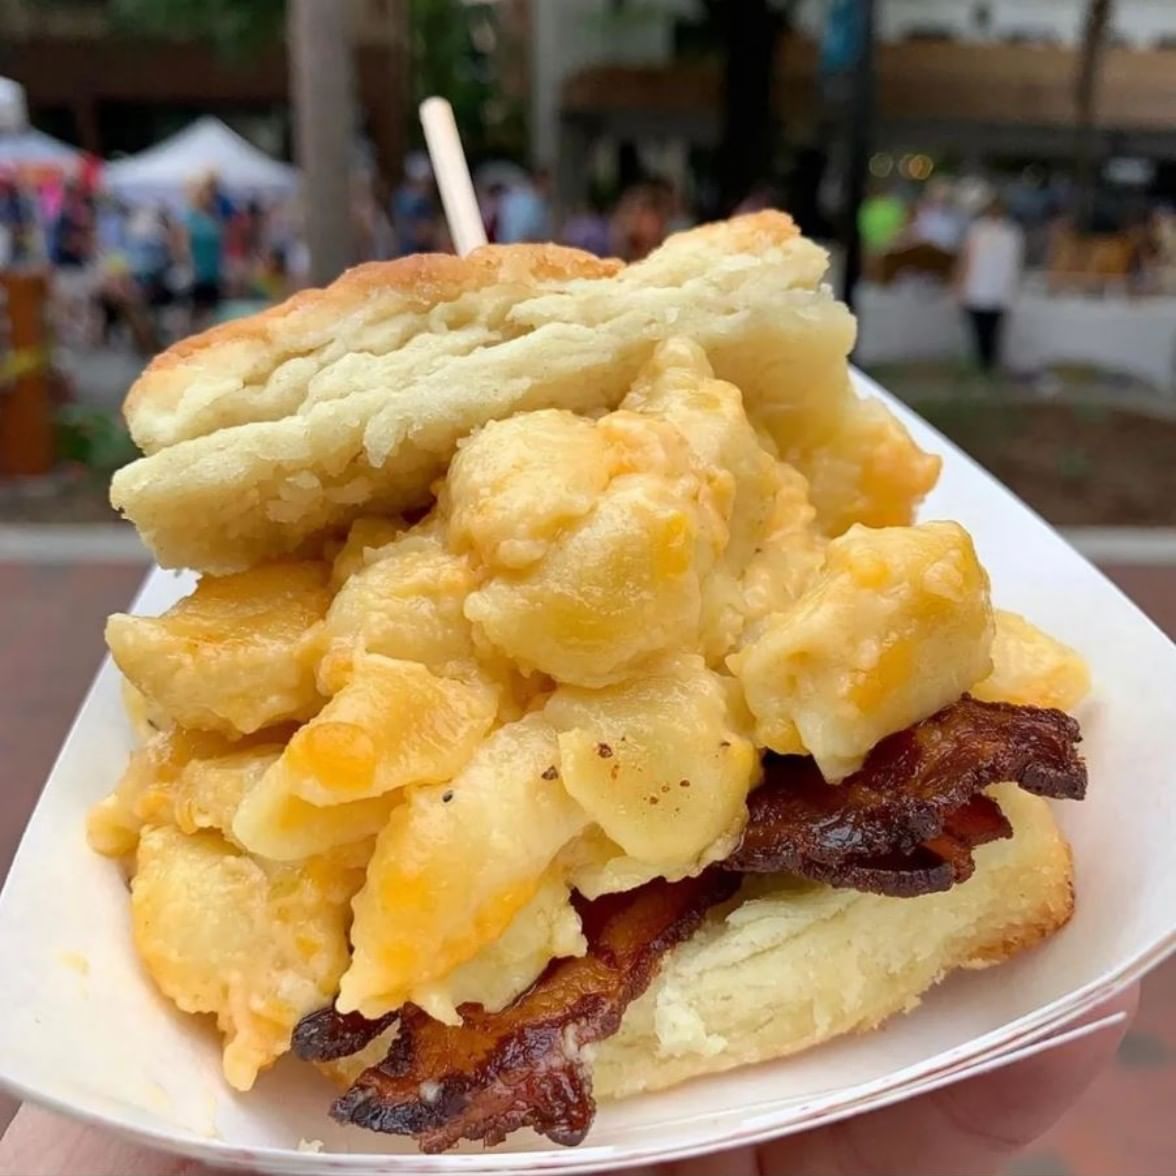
[91,212,1090,1152]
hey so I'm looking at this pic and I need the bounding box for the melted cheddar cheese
[89,336,1086,1087]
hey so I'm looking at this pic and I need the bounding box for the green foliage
[1057,446,1093,483]
[409,0,526,160]
[34,0,527,159]
[106,0,285,55]
[1073,401,1110,426]
[904,396,1022,458]
[580,1,667,39]
[55,406,139,474]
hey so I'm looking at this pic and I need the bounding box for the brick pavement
[0,562,145,886]
[0,563,145,1137]
[0,559,1172,1173]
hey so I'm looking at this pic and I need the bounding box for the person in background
[209,176,235,225]
[371,176,396,262]
[859,181,908,255]
[560,185,612,257]
[0,182,14,268]
[184,175,225,328]
[480,180,507,244]
[955,196,1025,376]
[49,179,94,270]
[255,244,291,302]
[734,181,778,217]
[260,198,298,275]
[94,193,129,259]
[126,205,175,321]
[611,181,668,261]
[1151,203,1176,295]
[496,168,553,245]
[0,176,45,267]
[94,248,162,353]
[911,178,965,254]
[391,153,440,256]
[651,176,692,235]
[352,175,394,265]
[1005,169,1059,266]
[48,179,97,342]
[225,199,265,295]
[92,194,133,347]
[1124,204,1161,296]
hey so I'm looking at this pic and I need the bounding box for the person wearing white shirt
[956,199,1025,373]
[912,180,966,253]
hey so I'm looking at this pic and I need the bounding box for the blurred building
[803,0,1176,48]
[0,0,409,180]
[541,0,1176,206]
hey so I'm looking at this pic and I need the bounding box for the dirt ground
[909,398,1176,527]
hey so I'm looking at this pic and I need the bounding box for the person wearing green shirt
[859,187,908,254]
[184,176,225,326]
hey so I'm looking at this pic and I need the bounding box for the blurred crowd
[399,156,698,262]
[0,153,713,355]
[1,170,307,352]
[858,173,1176,373]
[2,152,1174,361]
[860,173,1176,296]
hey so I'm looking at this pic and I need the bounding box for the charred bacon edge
[296,697,1084,1150]
[329,871,739,1150]
[293,1007,398,1063]
[724,695,1084,878]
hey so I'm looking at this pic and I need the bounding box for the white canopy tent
[103,116,298,203]
[0,128,83,174]
[0,74,83,177]
[0,76,29,133]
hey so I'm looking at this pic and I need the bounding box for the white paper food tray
[0,372,1172,1174]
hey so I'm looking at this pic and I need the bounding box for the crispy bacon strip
[330,870,739,1151]
[783,842,956,897]
[929,792,1015,880]
[293,1007,398,1063]
[724,696,1083,889]
[785,793,1015,898]
[308,697,1085,1151]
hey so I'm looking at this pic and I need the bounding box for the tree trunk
[288,0,357,285]
[1074,0,1113,228]
[839,0,876,313]
[717,0,779,213]
[356,0,410,191]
